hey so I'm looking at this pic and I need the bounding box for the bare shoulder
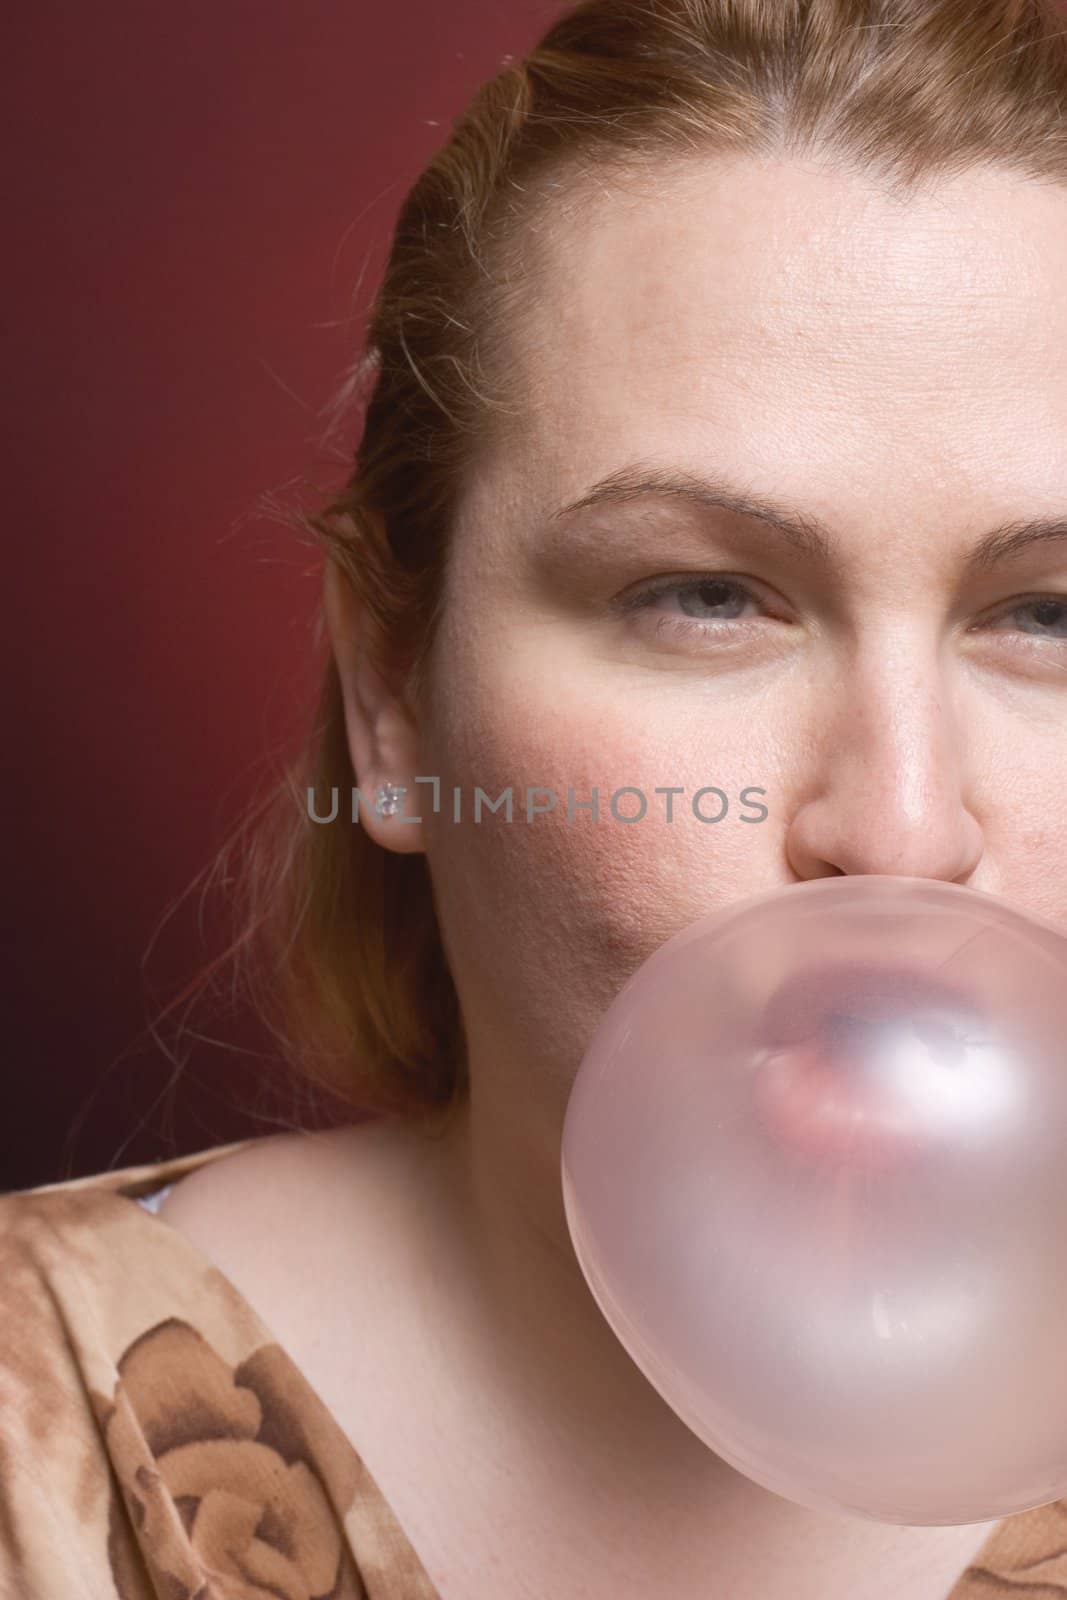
[156,1117,409,1244]
[154,1118,412,1349]
[150,1115,468,1515]
[159,1119,378,1214]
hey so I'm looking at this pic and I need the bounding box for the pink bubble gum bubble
[561,875,1067,1525]
[753,1024,946,1174]
[752,966,992,1173]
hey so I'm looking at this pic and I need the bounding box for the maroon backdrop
[4,1,556,1190]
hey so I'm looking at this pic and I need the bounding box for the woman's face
[391,155,1067,1143]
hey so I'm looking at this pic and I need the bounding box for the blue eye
[624,576,764,622]
[989,596,1067,641]
[669,578,755,619]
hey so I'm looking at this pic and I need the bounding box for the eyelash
[618,575,1067,649]
[618,576,768,641]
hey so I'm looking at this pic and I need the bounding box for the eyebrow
[550,463,1067,573]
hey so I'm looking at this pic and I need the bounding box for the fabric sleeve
[0,1191,144,1600]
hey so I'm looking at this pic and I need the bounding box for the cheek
[421,665,779,1020]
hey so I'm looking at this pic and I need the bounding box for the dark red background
[4,2,556,1190]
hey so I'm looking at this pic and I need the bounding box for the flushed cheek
[426,694,779,1036]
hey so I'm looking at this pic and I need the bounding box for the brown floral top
[0,1138,441,1600]
[3,1140,1067,1600]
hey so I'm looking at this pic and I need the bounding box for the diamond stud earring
[375,782,407,818]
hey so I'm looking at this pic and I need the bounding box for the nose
[784,644,984,884]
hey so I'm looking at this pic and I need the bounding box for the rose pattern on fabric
[90,1317,366,1600]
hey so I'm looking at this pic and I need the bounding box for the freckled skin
[327,155,1067,1593]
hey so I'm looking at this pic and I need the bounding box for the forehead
[491,155,1067,518]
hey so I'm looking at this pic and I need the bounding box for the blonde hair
[163,0,1067,1129]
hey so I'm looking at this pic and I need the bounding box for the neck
[399,1085,1002,1598]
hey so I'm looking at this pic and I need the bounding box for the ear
[322,557,426,854]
